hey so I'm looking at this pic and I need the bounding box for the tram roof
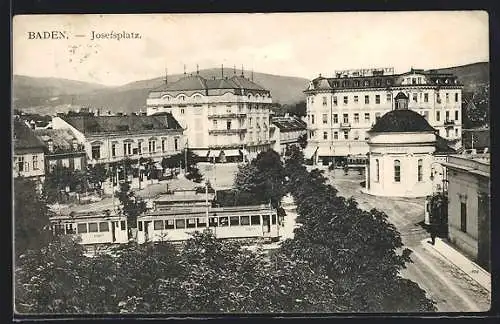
[141,204,275,218]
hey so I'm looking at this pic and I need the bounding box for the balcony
[208,128,247,135]
[340,122,351,129]
[444,120,455,127]
[208,113,247,119]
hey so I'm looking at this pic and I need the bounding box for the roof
[434,135,457,154]
[369,109,436,133]
[271,116,307,131]
[33,128,80,153]
[59,114,183,134]
[394,92,409,100]
[13,118,45,151]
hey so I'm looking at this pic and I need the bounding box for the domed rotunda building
[364,92,445,197]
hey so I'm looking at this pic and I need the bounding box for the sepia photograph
[12,11,490,315]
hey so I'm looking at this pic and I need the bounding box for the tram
[346,155,368,169]
[136,204,280,244]
[49,211,129,247]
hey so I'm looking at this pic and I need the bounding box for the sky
[13,11,489,86]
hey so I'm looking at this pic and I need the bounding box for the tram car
[136,204,280,244]
[346,155,368,169]
[49,211,129,247]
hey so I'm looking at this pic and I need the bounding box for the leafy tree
[297,133,307,149]
[14,178,52,260]
[87,164,107,189]
[115,182,146,230]
[185,166,203,183]
[287,100,306,117]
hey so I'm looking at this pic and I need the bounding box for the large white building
[304,67,463,164]
[146,71,273,162]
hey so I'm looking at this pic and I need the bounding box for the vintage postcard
[12,12,490,316]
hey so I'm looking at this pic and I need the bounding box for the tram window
[77,223,88,233]
[99,222,109,232]
[230,216,240,226]
[219,217,229,227]
[197,217,207,227]
[272,215,277,225]
[165,219,175,229]
[209,217,218,227]
[54,224,65,235]
[120,221,126,230]
[240,216,250,225]
[187,218,196,228]
[154,220,164,230]
[65,224,75,234]
[138,221,143,231]
[250,215,261,225]
[175,219,186,229]
[88,223,98,233]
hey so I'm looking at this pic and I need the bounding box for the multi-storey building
[146,71,273,162]
[304,67,463,163]
[13,118,46,189]
[51,114,185,168]
[269,114,307,156]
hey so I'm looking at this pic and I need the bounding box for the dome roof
[369,109,436,133]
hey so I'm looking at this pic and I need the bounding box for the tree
[287,100,306,117]
[87,164,107,189]
[14,178,52,260]
[297,133,307,149]
[115,182,146,230]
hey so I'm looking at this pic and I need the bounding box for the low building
[34,128,87,172]
[13,118,46,189]
[269,114,307,156]
[442,153,490,271]
[51,113,186,169]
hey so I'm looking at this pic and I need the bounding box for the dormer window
[72,138,78,150]
[47,139,54,152]
[364,80,370,86]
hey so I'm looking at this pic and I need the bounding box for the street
[322,167,491,312]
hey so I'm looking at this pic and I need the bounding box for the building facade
[146,72,273,162]
[269,115,307,156]
[13,119,46,188]
[304,67,463,163]
[34,128,87,172]
[442,153,490,270]
[51,114,186,168]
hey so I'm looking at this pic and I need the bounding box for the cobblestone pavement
[322,167,490,312]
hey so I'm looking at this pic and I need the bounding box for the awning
[303,146,318,159]
[192,149,210,157]
[222,149,241,157]
[240,149,249,156]
[208,150,221,158]
[317,147,332,157]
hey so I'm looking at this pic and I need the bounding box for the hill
[430,62,489,92]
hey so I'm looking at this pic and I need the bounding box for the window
[375,112,381,121]
[386,93,391,102]
[162,139,166,152]
[250,215,261,225]
[353,131,359,140]
[354,96,359,104]
[272,215,277,225]
[365,95,369,104]
[455,110,459,120]
[137,142,142,154]
[91,145,100,160]
[77,223,88,233]
[333,131,338,140]
[343,96,348,105]
[219,217,229,227]
[123,143,131,156]
[446,93,449,103]
[446,128,450,137]
[148,140,156,153]
[88,223,98,233]
[175,219,186,229]
[323,132,328,140]
[32,155,38,170]
[154,220,163,230]
[230,216,240,226]
[333,96,337,106]
[180,108,185,114]
[343,130,349,140]
[311,115,315,124]
[174,138,179,151]
[187,218,196,228]
[394,160,401,182]
[343,114,349,124]
[17,156,24,172]
[460,202,467,232]
[120,221,126,230]
[364,80,369,86]
[424,93,429,103]
[455,128,459,137]
[375,95,380,104]
[455,93,459,102]
[364,113,370,123]
[412,78,416,85]
[436,111,441,121]
[376,79,381,86]
[417,159,423,182]
[226,121,232,130]
[333,114,338,124]
[354,113,359,123]
[99,222,109,232]
[436,93,441,104]
[445,111,450,121]
[375,159,379,182]
[209,217,218,227]
[240,216,250,225]
[197,218,207,227]
[310,97,314,104]
[138,221,143,231]
[323,96,327,105]
[413,93,418,102]
[165,219,175,229]
[322,114,328,124]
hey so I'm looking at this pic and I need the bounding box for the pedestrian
[428,224,437,245]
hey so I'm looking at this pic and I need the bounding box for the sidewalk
[422,238,491,293]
